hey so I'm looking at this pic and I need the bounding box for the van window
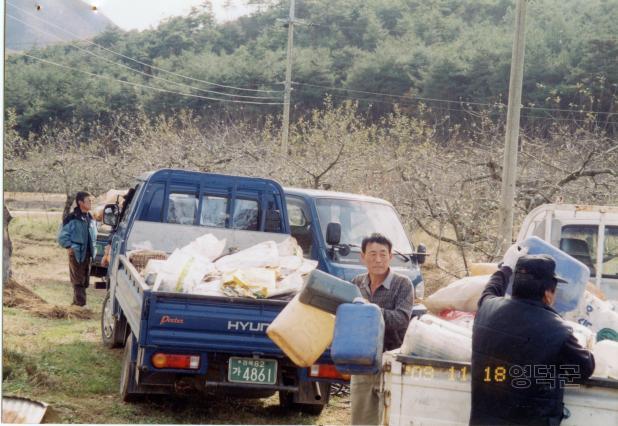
[287,197,313,257]
[560,225,598,276]
[602,226,618,279]
[232,199,259,231]
[200,195,228,227]
[140,183,165,222]
[167,193,198,225]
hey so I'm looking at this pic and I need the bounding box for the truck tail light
[151,353,200,370]
[308,364,350,381]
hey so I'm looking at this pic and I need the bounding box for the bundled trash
[402,247,618,380]
[132,233,317,299]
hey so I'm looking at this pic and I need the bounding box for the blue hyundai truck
[100,169,426,412]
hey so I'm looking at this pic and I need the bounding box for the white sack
[214,241,279,273]
[181,233,226,261]
[592,340,618,380]
[563,290,618,333]
[191,279,224,297]
[277,237,303,257]
[298,259,319,276]
[420,313,473,338]
[424,275,491,314]
[564,320,595,350]
[154,249,215,293]
[268,272,305,298]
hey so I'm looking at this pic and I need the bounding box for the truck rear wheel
[279,391,326,415]
[101,291,126,349]
[119,335,143,402]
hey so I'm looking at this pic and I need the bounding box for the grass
[4,192,67,211]
[3,215,351,424]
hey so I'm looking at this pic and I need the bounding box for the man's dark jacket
[470,267,595,426]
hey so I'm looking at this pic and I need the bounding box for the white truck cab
[516,204,618,300]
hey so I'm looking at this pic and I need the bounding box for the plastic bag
[181,233,226,261]
[438,309,476,330]
[221,268,278,298]
[154,249,215,293]
[563,290,618,333]
[564,320,595,349]
[424,275,491,314]
[214,241,279,273]
[592,340,618,379]
[277,237,303,257]
[278,255,303,276]
[191,279,224,296]
[268,272,305,298]
[298,258,319,276]
[419,313,473,338]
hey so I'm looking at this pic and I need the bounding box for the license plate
[228,357,277,385]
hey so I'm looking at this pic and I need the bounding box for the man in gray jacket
[58,191,97,306]
[351,233,414,425]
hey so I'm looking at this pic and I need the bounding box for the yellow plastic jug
[266,294,335,367]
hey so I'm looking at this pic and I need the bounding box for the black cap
[515,254,567,283]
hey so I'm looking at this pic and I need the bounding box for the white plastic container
[266,294,335,367]
[400,317,472,362]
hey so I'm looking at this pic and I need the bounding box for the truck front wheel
[101,291,126,349]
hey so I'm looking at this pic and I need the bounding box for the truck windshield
[561,225,618,279]
[315,198,413,253]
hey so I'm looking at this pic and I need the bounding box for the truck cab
[284,188,426,300]
[517,204,618,301]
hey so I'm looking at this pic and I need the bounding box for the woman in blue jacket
[57,191,97,306]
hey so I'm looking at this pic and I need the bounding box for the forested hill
[5,0,618,134]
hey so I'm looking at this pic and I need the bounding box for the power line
[16,52,284,105]
[293,81,497,107]
[8,14,282,101]
[7,0,283,95]
[293,81,617,116]
[297,90,618,125]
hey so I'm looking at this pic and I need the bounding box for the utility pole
[498,0,527,253]
[281,0,295,154]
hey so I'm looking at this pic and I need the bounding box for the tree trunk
[62,193,74,221]
[3,206,13,281]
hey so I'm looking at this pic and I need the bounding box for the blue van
[100,169,425,412]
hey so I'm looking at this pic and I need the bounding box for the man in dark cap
[470,244,595,426]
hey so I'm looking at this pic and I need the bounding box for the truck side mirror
[416,243,427,265]
[103,204,120,227]
[326,222,341,246]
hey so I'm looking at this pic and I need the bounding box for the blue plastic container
[511,236,590,313]
[299,269,362,314]
[331,302,385,375]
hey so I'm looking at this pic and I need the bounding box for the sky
[91,0,257,31]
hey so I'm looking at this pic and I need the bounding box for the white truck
[381,352,618,426]
[517,204,618,300]
[380,204,618,425]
